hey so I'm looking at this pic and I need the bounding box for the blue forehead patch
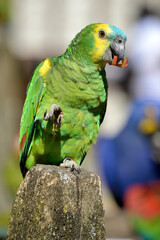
[109,25,127,40]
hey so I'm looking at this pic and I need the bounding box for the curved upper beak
[103,36,128,68]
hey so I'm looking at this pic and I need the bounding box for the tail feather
[20,121,36,178]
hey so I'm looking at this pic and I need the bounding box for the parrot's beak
[103,36,128,68]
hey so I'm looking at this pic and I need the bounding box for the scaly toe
[60,158,81,173]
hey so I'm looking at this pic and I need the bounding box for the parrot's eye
[98,30,106,38]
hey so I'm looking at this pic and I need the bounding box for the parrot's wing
[19,62,47,174]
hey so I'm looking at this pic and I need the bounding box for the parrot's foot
[43,104,63,129]
[60,158,81,173]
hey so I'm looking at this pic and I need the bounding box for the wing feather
[19,62,45,169]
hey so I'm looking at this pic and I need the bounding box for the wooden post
[7,165,106,240]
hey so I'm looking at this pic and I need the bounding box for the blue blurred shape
[0,226,7,239]
[97,99,160,206]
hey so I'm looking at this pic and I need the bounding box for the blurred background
[1,0,160,239]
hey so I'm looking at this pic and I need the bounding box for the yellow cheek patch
[39,58,51,76]
[91,24,112,62]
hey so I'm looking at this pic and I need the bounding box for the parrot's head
[69,23,128,68]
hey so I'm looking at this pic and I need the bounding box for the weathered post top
[7,164,106,240]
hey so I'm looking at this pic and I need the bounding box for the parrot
[19,23,128,178]
[97,99,160,239]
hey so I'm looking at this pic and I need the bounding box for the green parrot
[19,23,128,177]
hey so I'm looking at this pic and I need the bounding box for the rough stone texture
[7,165,106,240]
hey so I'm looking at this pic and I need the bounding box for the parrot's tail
[20,120,36,178]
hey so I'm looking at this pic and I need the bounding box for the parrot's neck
[64,39,106,71]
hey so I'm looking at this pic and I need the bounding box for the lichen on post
[7,165,106,240]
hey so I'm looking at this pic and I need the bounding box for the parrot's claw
[60,158,81,173]
[43,104,63,129]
